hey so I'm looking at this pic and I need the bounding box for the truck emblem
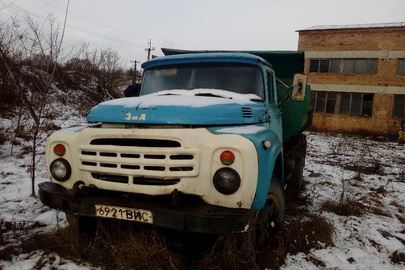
[125,112,146,121]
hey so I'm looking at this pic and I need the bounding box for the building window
[397,59,405,75]
[310,58,377,74]
[314,92,333,113]
[310,59,340,73]
[343,59,377,74]
[393,95,405,119]
[312,91,373,117]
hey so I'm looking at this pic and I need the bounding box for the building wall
[298,28,405,51]
[298,27,405,136]
[310,93,403,135]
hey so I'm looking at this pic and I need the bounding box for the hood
[87,93,265,125]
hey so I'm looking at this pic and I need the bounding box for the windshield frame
[140,62,266,101]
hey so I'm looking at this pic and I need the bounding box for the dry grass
[0,246,19,262]
[390,249,405,265]
[396,214,405,224]
[14,220,185,270]
[0,194,336,269]
[390,201,404,213]
[255,204,335,269]
[321,200,365,217]
[195,233,259,270]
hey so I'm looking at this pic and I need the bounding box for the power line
[1,0,48,22]
[34,0,149,41]
[0,0,148,49]
[67,24,146,48]
[0,2,85,50]
[1,0,154,65]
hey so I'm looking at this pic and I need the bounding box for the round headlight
[50,158,71,181]
[213,168,241,195]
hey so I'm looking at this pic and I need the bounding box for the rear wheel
[255,176,285,249]
[290,156,305,191]
[285,133,307,194]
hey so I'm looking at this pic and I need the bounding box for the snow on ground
[281,133,405,270]
[0,125,404,269]
[0,116,94,270]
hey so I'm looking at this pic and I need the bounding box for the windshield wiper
[194,93,231,99]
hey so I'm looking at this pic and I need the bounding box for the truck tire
[286,133,307,193]
[255,176,285,248]
[290,156,305,191]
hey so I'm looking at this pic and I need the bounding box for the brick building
[297,22,405,136]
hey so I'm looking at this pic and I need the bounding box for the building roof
[297,22,405,32]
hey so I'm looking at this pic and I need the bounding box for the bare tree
[1,4,128,196]
[0,11,68,196]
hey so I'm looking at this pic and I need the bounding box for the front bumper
[38,182,255,234]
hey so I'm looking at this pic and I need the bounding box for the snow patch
[99,88,261,108]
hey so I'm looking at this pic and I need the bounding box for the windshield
[141,63,265,100]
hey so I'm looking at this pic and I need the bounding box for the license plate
[95,204,153,224]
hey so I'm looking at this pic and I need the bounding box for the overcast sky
[1,0,404,68]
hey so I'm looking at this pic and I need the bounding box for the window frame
[265,67,276,103]
[309,58,377,74]
[397,59,405,75]
[392,94,405,119]
[312,91,374,117]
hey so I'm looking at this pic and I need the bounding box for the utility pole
[130,60,140,83]
[145,39,155,61]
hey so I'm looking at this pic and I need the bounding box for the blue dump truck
[39,49,312,243]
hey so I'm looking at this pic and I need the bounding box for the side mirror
[123,83,141,97]
[292,74,307,102]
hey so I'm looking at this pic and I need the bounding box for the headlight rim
[50,158,71,182]
[213,167,241,195]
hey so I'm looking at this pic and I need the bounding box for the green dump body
[252,51,313,141]
[161,49,312,141]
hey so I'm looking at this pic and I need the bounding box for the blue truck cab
[39,50,312,238]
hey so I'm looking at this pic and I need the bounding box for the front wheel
[255,176,285,249]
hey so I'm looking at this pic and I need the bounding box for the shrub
[390,249,405,265]
[321,200,365,217]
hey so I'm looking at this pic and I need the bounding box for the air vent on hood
[241,107,253,118]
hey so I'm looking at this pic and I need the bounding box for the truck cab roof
[142,52,274,71]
